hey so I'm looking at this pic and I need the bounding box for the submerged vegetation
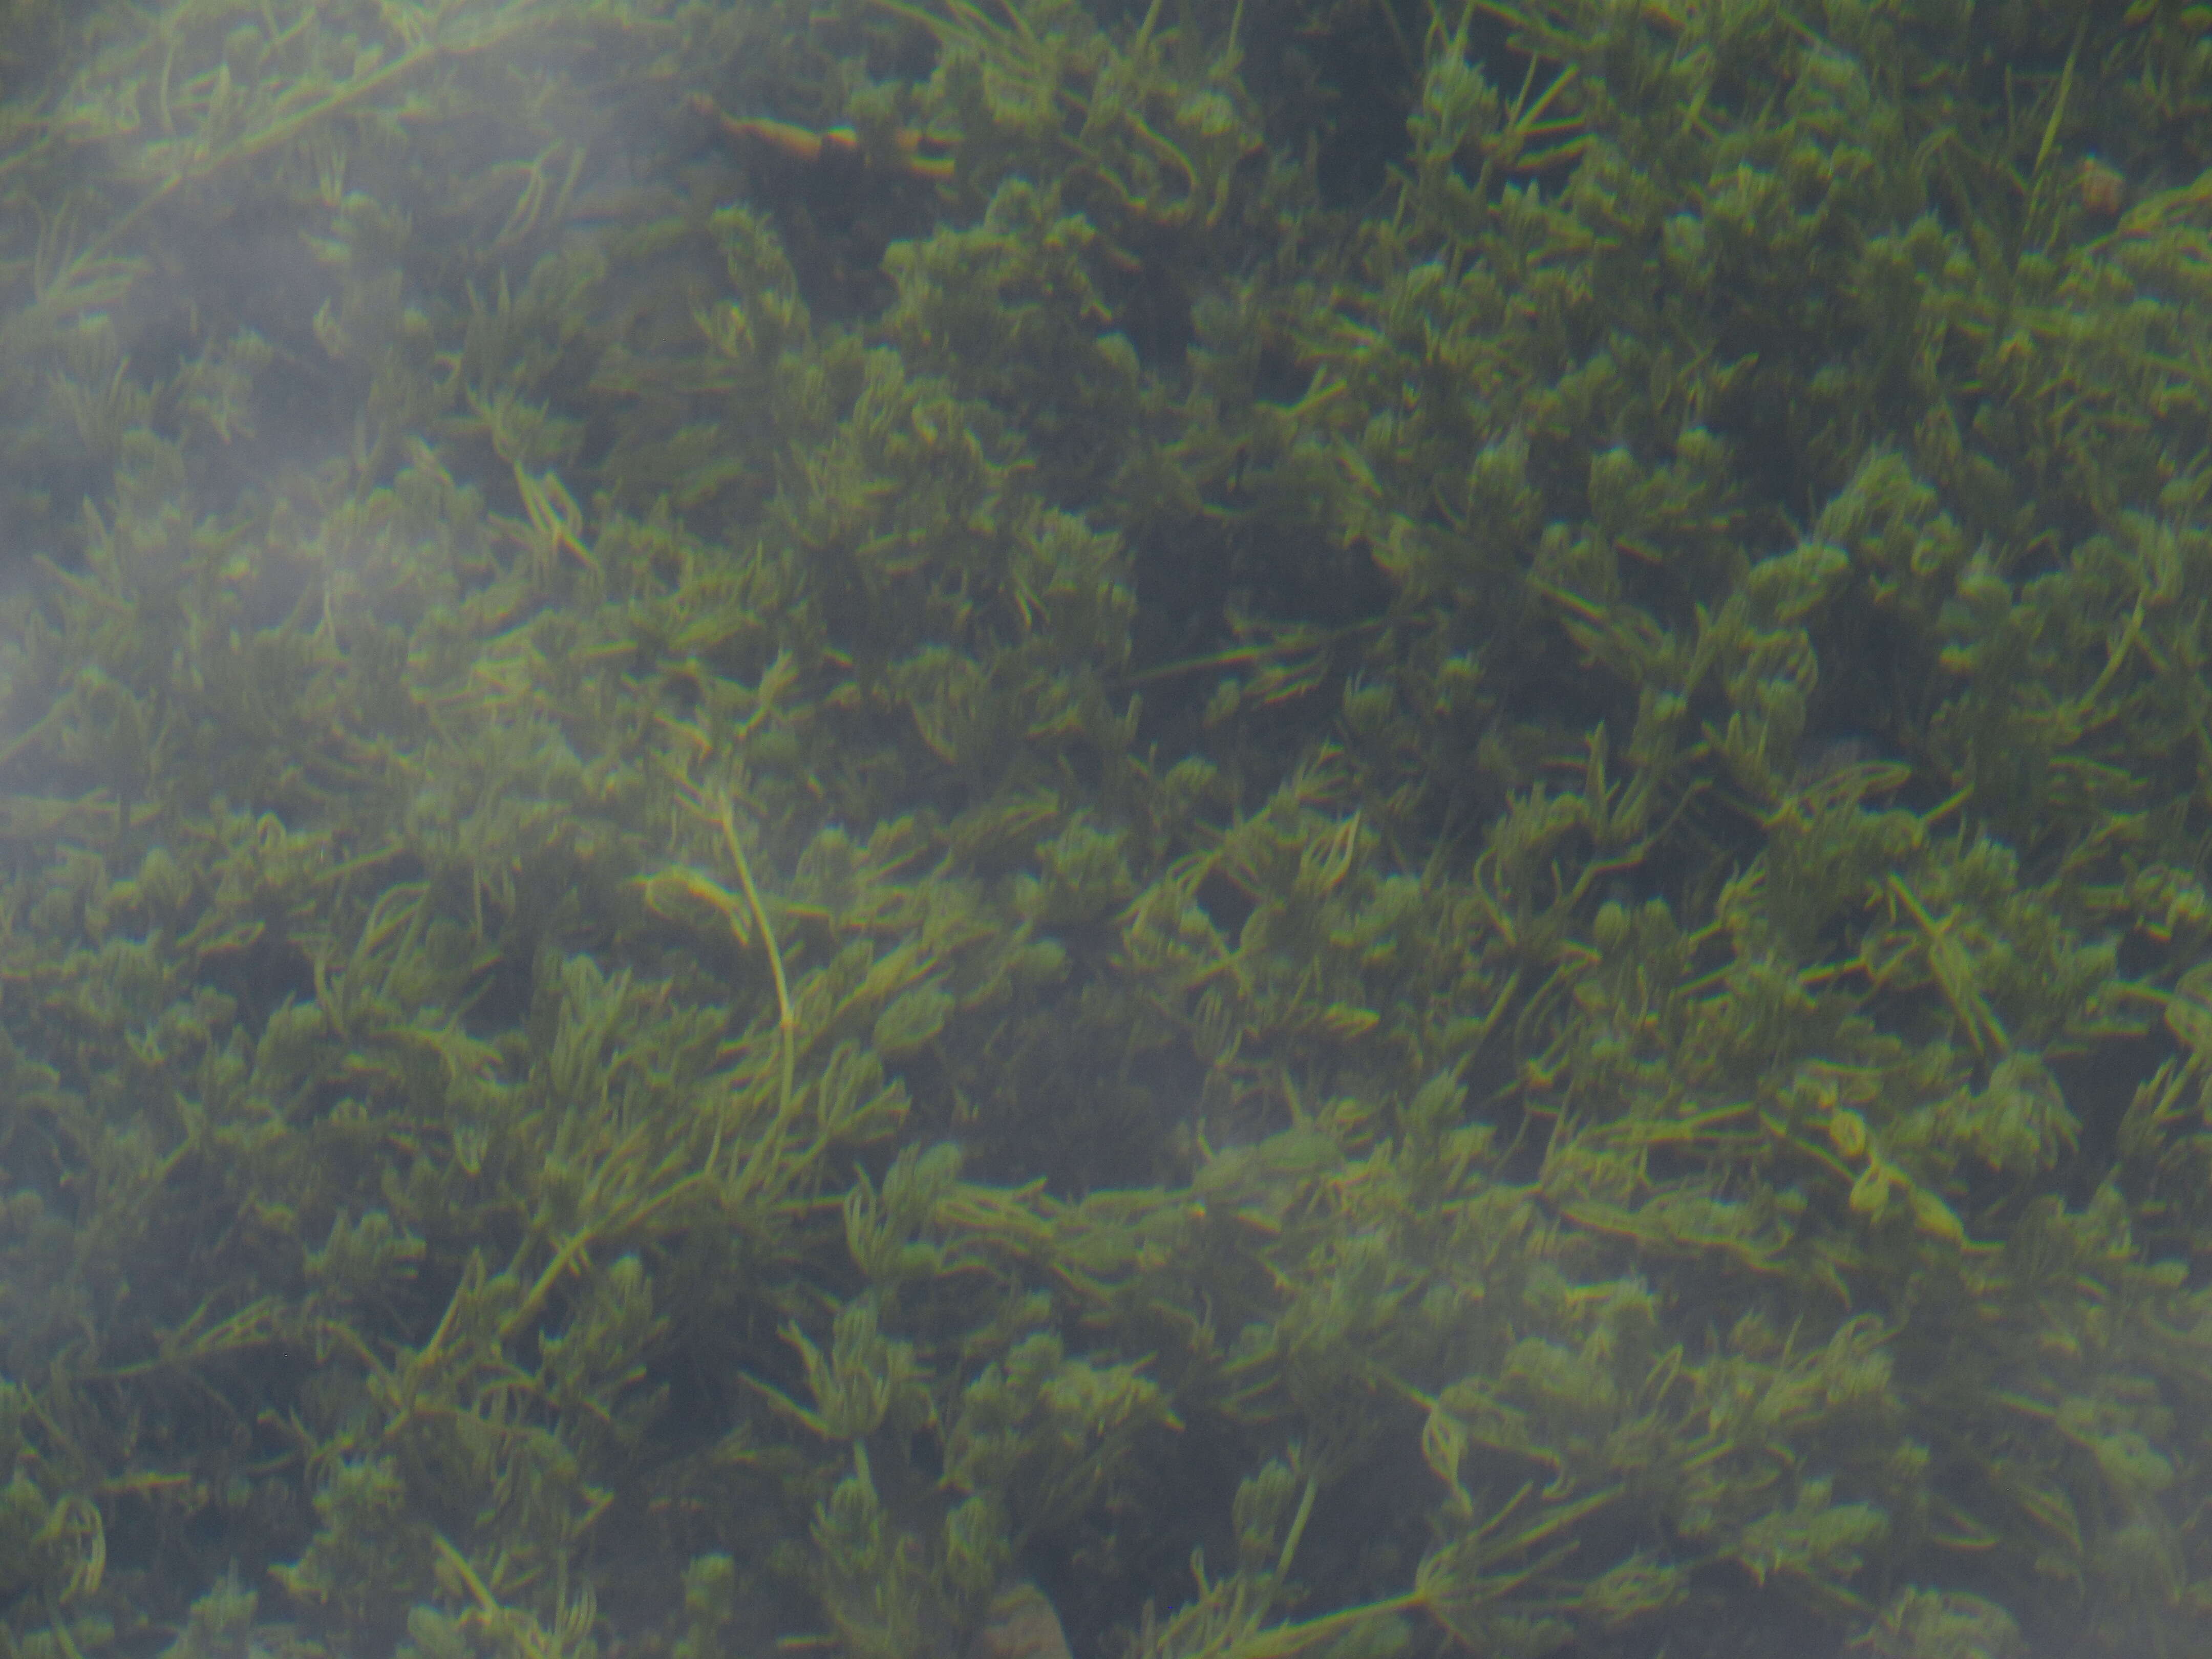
[0,0,2210,1653]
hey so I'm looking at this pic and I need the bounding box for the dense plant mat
[0,0,2210,1654]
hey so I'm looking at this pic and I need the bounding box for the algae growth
[0,0,2208,1654]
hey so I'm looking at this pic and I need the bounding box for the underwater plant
[0,0,2209,1655]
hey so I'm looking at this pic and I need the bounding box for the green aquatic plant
[3,0,2212,1654]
